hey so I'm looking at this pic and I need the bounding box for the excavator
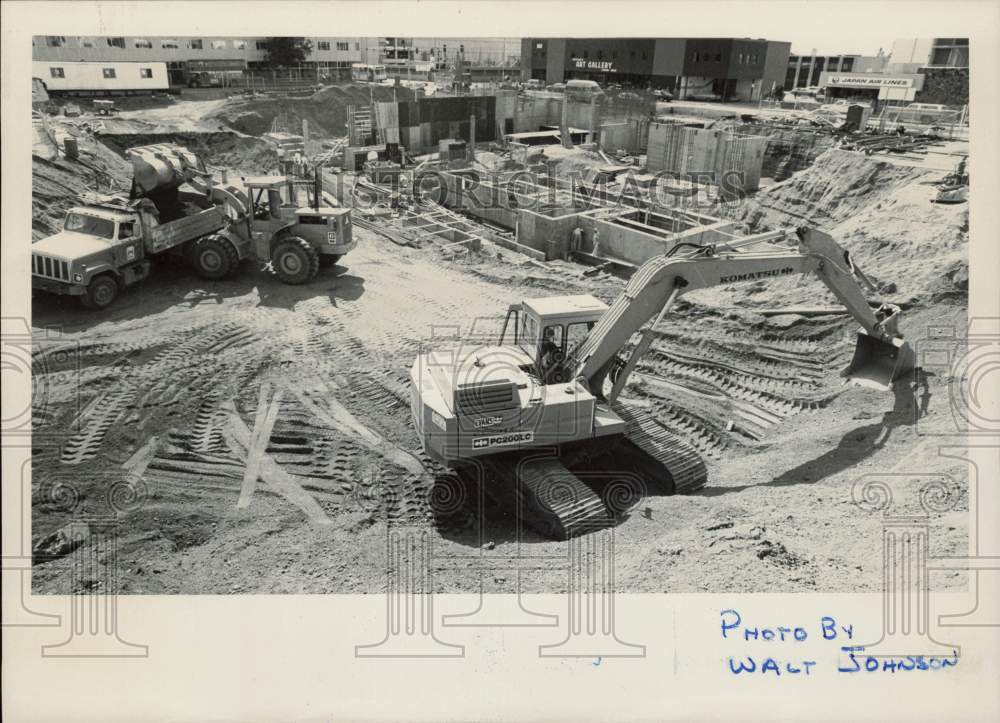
[409,227,916,539]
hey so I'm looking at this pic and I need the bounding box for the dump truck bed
[146,207,226,254]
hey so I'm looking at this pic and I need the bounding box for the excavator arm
[571,227,915,398]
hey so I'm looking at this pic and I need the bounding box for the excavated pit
[29,91,970,595]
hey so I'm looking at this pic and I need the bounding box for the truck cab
[500,294,608,384]
[32,206,147,304]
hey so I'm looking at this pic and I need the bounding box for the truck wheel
[80,274,118,310]
[271,237,319,285]
[190,235,238,280]
[318,253,342,268]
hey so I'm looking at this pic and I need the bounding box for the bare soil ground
[29,99,969,595]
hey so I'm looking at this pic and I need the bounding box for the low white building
[33,60,169,93]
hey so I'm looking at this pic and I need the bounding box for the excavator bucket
[843,328,916,390]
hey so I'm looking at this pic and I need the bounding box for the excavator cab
[499,295,608,385]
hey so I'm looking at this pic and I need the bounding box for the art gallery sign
[571,57,616,72]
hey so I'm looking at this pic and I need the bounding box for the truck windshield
[64,213,116,239]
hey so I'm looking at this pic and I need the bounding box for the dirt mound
[32,130,132,239]
[95,131,275,174]
[206,83,418,139]
[720,148,968,306]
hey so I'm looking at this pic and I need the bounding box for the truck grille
[32,254,70,282]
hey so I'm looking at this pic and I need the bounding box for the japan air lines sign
[571,58,616,72]
[826,75,915,88]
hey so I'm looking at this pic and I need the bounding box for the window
[189,39,203,50]
[49,67,65,78]
[536,42,543,49]
[597,50,603,60]
[134,39,152,49]
[355,42,360,51]
[715,53,722,61]
[739,52,744,64]
[81,38,95,48]
[46,36,65,47]
[64,213,115,239]
[694,51,700,61]
[566,322,595,358]
[211,39,227,50]
[256,40,267,50]
[107,37,126,49]
[140,67,153,78]
[118,222,135,239]
[161,39,179,49]
[317,41,331,51]
[520,315,539,352]
[233,39,247,50]
[103,68,116,79]
[336,42,349,51]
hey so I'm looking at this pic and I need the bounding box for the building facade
[888,38,969,73]
[521,38,791,101]
[33,36,380,84]
[786,54,861,90]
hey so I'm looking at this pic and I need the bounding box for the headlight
[73,273,83,282]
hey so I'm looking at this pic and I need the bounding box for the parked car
[653,89,674,101]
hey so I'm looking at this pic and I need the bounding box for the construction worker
[539,327,562,380]
[570,227,583,255]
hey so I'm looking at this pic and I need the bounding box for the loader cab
[242,175,353,255]
[499,294,608,384]
[244,176,300,226]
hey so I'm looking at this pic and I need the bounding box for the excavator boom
[572,227,915,395]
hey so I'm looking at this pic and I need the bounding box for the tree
[262,37,313,67]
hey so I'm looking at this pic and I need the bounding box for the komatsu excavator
[409,227,916,539]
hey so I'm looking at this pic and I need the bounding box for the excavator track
[479,455,612,540]
[611,401,708,494]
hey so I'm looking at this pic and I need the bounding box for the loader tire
[318,253,342,268]
[271,237,319,285]
[190,235,239,280]
[80,274,118,311]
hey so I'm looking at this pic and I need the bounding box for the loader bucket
[843,328,916,390]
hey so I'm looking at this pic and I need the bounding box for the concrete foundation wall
[511,207,735,266]
[646,122,766,194]
[599,122,639,152]
[513,94,602,134]
[436,169,733,266]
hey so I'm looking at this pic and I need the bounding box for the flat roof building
[521,37,791,102]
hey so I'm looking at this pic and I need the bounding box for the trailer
[32,61,169,95]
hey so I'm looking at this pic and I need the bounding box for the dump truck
[31,143,355,309]
[410,227,916,539]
